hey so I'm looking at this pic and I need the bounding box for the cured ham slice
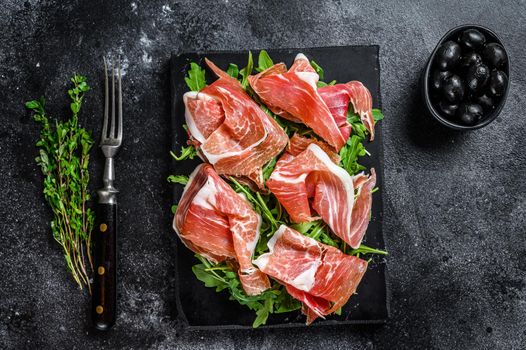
[287,133,340,164]
[183,59,288,189]
[318,81,375,141]
[348,169,377,248]
[249,53,350,150]
[173,164,270,295]
[253,225,368,324]
[266,143,376,248]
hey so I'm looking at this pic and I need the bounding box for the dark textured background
[1,0,525,349]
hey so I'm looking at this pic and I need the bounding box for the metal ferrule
[98,156,118,204]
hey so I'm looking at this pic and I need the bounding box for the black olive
[460,52,482,70]
[435,41,462,70]
[465,64,490,93]
[431,70,452,91]
[459,29,486,51]
[456,103,484,125]
[442,75,465,103]
[476,94,495,112]
[458,112,477,126]
[457,102,484,124]
[487,70,508,97]
[438,101,459,118]
[483,43,507,69]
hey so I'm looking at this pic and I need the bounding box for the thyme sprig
[27,74,95,292]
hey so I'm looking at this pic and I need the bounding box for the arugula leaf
[191,254,300,328]
[253,297,273,328]
[317,81,336,87]
[339,135,367,176]
[167,175,189,185]
[372,108,384,122]
[262,157,277,182]
[256,50,274,72]
[310,60,324,80]
[349,244,388,256]
[228,177,279,231]
[226,63,239,79]
[171,204,178,214]
[291,221,316,234]
[239,51,254,89]
[274,290,301,313]
[347,111,367,140]
[184,62,207,92]
[170,146,198,161]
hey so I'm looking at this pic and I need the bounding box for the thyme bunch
[26,75,95,292]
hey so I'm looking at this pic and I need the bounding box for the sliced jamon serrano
[253,225,368,324]
[183,59,288,189]
[348,169,377,248]
[249,53,350,150]
[287,133,340,164]
[173,164,270,295]
[318,81,375,141]
[266,143,376,248]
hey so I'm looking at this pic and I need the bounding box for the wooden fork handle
[92,202,117,331]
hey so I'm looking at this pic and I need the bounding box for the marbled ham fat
[249,53,351,150]
[267,144,376,248]
[254,225,368,324]
[183,59,288,189]
[173,164,270,295]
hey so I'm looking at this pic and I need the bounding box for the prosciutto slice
[266,143,376,248]
[249,53,350,150]
[287,133,340,164]
[173,164,270,295]
[253,225,368,324]
[183,59,288,189]
[318,81,375,141]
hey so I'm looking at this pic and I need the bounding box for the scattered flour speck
[142,50,152,65]
[131,2,138,14]
[139,31,152,47]
[161,4,173,15]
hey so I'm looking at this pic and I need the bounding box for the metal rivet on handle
[100,223,107,232]
[96,305,104,314]
[98,266,105,275]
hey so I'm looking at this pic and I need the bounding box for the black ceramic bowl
[421,24,510,130]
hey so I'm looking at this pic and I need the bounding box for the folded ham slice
[249,53,350,150]
[287,133,340,164]
[318,81,375,141]
[173,164,270,295]
[266,143,376,248]
[253,225,368,324]
[183,59,288,189]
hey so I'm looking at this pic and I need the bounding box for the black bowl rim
[423,24,510,130]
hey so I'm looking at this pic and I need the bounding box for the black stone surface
[171,47,387,328]
[1,1,525,349]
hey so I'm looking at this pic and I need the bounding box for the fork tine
[110,60,116,138]
[117,59,123,141]
[102,57,109,142]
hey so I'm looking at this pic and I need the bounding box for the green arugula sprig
[167,175,189,185]
[192,254,300,327]
[27,74,95,292]
[170,146,198,161]
[185,62,207,92]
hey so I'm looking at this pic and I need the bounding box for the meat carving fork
[92,58,122,331]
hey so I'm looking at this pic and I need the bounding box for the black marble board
[170,46,388,329]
